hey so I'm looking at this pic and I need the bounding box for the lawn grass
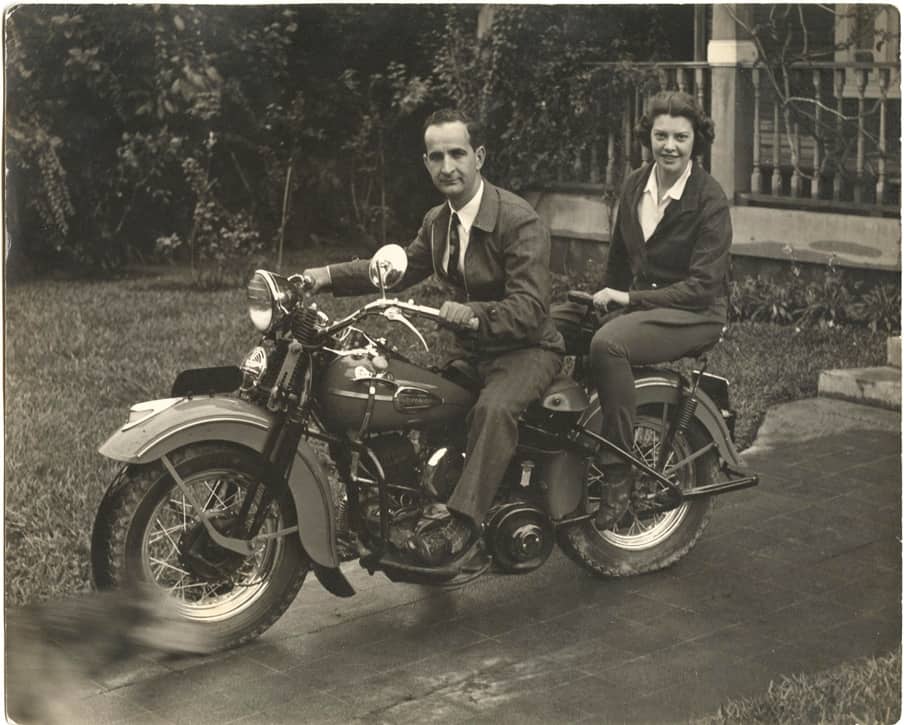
[700,648,901,725]
[4,248,889,606]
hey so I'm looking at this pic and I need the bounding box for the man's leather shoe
[407,511,474,566]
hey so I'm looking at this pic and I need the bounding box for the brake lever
[383,307,429,352]
[289,273,315,296]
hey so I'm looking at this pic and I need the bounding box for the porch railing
[740,61,900,216]
[565,62,711,193]
[563,60,899,217]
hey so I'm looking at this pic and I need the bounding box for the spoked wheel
[92,442,309,650]
[559,404,717,577]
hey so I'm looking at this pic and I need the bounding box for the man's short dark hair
[423,108,485,151]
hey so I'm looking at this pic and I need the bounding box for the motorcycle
[91,244,758,651]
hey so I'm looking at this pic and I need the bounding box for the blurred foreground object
[5,583,215,724]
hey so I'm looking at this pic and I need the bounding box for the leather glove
[300,266,331,294]
[439,301,476,329]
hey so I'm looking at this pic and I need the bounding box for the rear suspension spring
[673,393,698,436]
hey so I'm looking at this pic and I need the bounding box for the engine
[356,433,554,573]
[357,434,465,550]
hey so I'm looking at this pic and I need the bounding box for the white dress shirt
[638,161,693,242]
[443,179,484,275]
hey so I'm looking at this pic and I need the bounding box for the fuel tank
[317,353,476,433]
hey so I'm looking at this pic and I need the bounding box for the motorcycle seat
[446,360,589,414]
[681,324,728,361]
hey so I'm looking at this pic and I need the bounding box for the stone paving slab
[33,398,904,724]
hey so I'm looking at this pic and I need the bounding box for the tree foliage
[429,5,679,191]
[6,4,682,281]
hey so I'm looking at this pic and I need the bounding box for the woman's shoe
[594,466,635,530]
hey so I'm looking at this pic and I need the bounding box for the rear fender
[580,369,743,467]
[98,396,351,591]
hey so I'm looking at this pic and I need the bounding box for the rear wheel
[91,442,309,650]
[558,404,717,577]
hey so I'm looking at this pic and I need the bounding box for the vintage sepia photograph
[4,3,901,723]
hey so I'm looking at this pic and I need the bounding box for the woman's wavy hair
[636,91,715,158]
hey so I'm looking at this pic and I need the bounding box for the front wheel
[558,404,717,577]
[91,442,309,650]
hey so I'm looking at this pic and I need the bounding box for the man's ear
[422,153,429,171]
[475,146,486,170]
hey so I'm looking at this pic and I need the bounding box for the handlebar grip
[567,290,594,306]
[288,273,315,294]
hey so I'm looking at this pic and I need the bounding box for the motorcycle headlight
[247,270,298,333]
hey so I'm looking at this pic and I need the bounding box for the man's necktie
[447,212,462,284]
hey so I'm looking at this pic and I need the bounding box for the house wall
[526,188,901,279]
[524,4,901,282]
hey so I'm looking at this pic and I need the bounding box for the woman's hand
[592,288,630,311]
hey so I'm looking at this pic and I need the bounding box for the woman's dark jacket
[604,162,732,323]
[329,180,564,357]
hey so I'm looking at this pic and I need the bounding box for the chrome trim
[393,385,443,411]
[240,346,268,376]
[122,398,182,432]
[427,447,449,467]
[257,270,292,317]
[327,389,395,403]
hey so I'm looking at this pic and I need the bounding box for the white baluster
[877,68,889,204]
[751,67,762,193]
[606,131,616,189]
[772,97,782,196]
[811,69,821,199]
[854,68,868,203]
[833,68,844,201]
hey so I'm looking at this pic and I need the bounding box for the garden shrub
[727,262,900,333]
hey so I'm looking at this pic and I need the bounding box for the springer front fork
[158,405,309,557]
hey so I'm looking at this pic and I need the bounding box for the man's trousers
[446,346,563,525]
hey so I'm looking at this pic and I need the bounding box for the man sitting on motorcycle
[302,108,564,566]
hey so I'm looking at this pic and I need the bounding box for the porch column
[707,4,758,200]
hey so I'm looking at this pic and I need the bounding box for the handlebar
[566,290,628,312]
[368,298,479,331]
[567,290,594,307]
[290,273,315,294]
[320,297,479,341]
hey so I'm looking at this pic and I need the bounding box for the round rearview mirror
[368,244,408,292]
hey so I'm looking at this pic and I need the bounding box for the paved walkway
[62,399,903,723]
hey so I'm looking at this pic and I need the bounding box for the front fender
[100,396,272,463]
[580,369,743,467]
[99,396,347,578]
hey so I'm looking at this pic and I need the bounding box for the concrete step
[818,366,901,411]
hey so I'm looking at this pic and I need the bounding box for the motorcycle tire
[91,441,309,651]
[558,404,716,577]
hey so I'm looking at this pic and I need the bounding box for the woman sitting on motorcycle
[567,90,732,530]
